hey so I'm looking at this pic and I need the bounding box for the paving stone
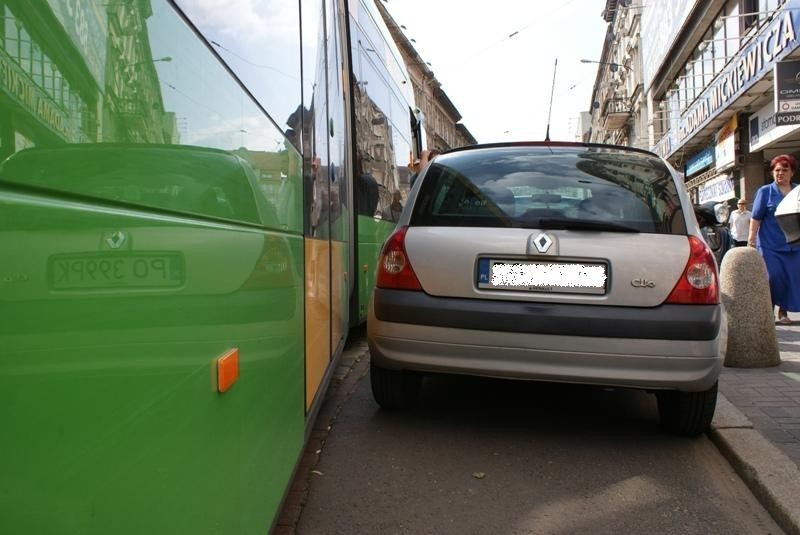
[719,320,800,472]
[728,391,762,398]
[760,406,791,417]
[761,429,797,443]
[754,402,799,410]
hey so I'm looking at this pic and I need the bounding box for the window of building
[700,28,714,86]
[4,7,18,59]
[43,56,54,98]
[31,43,43,87]
[741,0,758,33]
[725,1,741,53]
[712,18,727,73]
[692,55,703,102]
[681,63,692,109]
[19,26,31,74]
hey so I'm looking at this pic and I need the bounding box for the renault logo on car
[104,230,128,250]
[530,232,553,253]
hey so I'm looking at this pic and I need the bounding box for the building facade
[586,0,647,150]
[588,0,800,208]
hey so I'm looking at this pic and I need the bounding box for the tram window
[175,0,302,145]
[0,1,303,232]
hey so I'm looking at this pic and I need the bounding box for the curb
[273,340,371,534]
[709,393,800,535]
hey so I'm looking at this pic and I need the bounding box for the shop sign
[775,60,800,125]
[653,129,675,159]
[698,174,735,203]
[652,1,800,159]
[749,98,800,152]
[715,115,737,170]
[45,0,107,88]
[685,146,714,176]
[0,52,79,141]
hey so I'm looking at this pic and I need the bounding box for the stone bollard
[719,247,781,367]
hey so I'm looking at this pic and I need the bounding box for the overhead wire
[447,0,579,68]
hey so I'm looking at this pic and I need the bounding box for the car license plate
[477,259,607,295]
[48,252,185,290]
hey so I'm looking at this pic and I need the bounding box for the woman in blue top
[747,153,800,324]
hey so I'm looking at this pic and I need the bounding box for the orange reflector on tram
[217,348,239,393]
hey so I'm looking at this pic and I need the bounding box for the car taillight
[665,235,719,304]
[376,226,422,291]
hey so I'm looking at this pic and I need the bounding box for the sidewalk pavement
[711,320,800,535]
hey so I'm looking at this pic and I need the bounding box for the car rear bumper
[368,289,726,392]
[372,288,723,340]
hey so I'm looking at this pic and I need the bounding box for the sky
[381,1,610,144]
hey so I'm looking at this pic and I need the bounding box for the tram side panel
[349,0,418,324]
[0,2,305,534]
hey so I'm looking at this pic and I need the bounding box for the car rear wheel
[656,381,718,436]
[370,360,422,409]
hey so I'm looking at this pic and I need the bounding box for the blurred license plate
[48,252,184,290]
[477,259,607,295]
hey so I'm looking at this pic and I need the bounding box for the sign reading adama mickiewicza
[775,59,800,125]
[654,5,800,159]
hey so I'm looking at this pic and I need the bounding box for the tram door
[328,0,351,364]
[302,0,350,411]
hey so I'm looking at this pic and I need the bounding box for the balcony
[118,98,143,117]
[602,97,632,130]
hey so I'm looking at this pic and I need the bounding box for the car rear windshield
[410,145,687,234]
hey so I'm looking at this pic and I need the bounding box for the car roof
[440,141,660,159]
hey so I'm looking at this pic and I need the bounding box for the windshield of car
[410,145,687,234]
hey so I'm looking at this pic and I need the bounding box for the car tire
[370,360,422,410]
[656,381,718,437]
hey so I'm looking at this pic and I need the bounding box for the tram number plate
[48,252,184,290]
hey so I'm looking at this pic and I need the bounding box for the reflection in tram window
[0,0,302,234]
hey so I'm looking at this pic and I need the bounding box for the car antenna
[544,58,557,142]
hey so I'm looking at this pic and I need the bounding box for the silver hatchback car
[368,142,726,436]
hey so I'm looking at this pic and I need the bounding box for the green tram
[0,1,423,532]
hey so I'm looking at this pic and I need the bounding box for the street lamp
[580,59,627,72]
[127,56,172,68]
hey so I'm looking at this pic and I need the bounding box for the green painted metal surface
[0,190,305,533]
[356,214,397,323]
[0,1,307,533]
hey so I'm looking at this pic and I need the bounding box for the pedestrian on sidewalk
[730,198,751,247]
[747,153,800,324]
